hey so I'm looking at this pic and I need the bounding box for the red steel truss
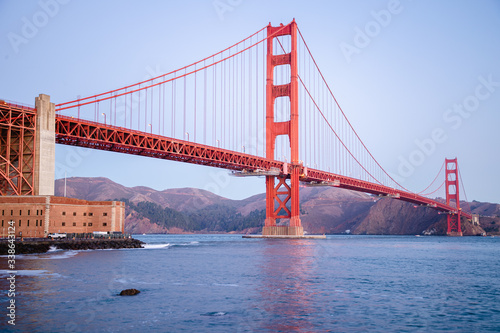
[54,114,471,220]
[0,101,37,195]
[0,100,468,221]
[303,167,471,219]
[55,115,282,172]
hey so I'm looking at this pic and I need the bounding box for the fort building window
[19,210,22,215]
[11,210,13,215]
[28,210,30,216]
[83,213,87,216]
[103,223,107,227]
[36,220,38,227]
[83,223,86,227]
[73,212,77,216]
[41,210,43,215]
[40,220,42,227]
[88,223,93,227]
[62,222,66,227]
[89,212,93,217]
[103,213,108,216]
[1,220,3,227]
[62,212,66,216]
[2,210,4,216]
[27,220,30,227]
[73,222,76,226]
[19,220,21,227]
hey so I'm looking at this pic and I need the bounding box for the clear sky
[1,0,499,203]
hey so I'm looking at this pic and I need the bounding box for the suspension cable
[417,160,445,195]
[297,26,411,192]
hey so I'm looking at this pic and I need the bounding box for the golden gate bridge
[0,20,471,236]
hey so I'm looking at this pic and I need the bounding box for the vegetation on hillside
[120,199,264,232]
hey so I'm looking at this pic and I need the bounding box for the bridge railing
[0,99,36,111]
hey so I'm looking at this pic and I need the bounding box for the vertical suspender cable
[150,81,153,132]
[249,40,252,155]
[242,41,244,151]
[255,39,258,156]
[162,79,165,136]
[221,51,224,148]
[228,50,232,150]
[109,93,112,125]
[222,51,225,148]
[124,89,127,128]
[204,60,207,144]
[233,47,236,150]
[138,86,141,130]
[145,86,148,132]
[183,70,187,140]
[261,36,265,157]
[172,75,175,137]
[213,58,216,145]
[158,79,161,135]
[241,45,244,149]
[194,65,197,142]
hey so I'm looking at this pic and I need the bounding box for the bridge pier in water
[262,20,305,237]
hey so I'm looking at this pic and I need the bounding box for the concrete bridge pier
[34,94,55,196]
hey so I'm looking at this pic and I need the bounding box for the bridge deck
[55,115,470,219]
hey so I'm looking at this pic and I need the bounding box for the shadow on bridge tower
[445,158,462,236]
[0,94,55,196]
[262,20,303,237]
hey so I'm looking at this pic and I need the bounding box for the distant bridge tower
[263,20,303,236]
[445,158,462,236]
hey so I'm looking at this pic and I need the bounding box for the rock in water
[119,289,140,296]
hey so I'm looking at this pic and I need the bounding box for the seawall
[0,238,144,255]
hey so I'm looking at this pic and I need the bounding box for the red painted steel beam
[54,115,471,219]
[0,102,36,195]
[55,115,282,173]
[302,167,472,219]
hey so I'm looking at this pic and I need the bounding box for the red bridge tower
[263,20,303,236]
[445,158,462,236]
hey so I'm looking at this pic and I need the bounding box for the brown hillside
[54,177,497,235]
[55,177,230,211]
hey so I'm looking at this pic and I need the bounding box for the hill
[54,177,499,235]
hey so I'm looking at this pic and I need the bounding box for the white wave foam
[178,241,200,246]
[47,245,59,252]
[213,283,238,287]
[38,250,81,260]
[142,243,171,249]
[0,269,60,277]
[201,311,227,317]
[15,249,81,260]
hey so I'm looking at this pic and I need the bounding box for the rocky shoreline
[0,238,144,255]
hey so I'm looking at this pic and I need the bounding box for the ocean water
[1,234,500,332]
